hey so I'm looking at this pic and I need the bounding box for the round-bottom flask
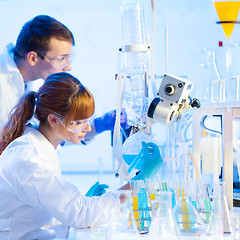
[122,130,159,171]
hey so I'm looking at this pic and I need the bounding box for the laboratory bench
[71,206,240,240]
[72,224,235,240]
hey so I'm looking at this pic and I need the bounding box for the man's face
[36,37,73,80]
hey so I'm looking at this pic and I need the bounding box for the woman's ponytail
[0,72,95,156]
[0,91,36,155]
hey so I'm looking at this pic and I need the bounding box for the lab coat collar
[3,43,22,73]
[24,126,57,155]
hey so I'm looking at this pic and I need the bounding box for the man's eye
[58,57,65,62]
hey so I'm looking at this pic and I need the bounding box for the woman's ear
[26,51,39,66]
[48,114,58,127]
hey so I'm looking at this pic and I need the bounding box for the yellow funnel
[214,1,240,39]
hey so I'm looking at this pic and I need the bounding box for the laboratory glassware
[216,41,240,102]
[138,182,151,232]
[206,181,233,238]
[179,142,192,182]
[173,186,206,236]
[130,180,152,234]
[194,181,212,225]
[120,0,149,130]
[149,191,180,240]
[130,181,141,230]
[113,0,149,180]
[105,190,140,240]
[212,0,240,102]
[122,129,159,172]
[198,48,221,103]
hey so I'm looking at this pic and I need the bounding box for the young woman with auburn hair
[0,72,122,239]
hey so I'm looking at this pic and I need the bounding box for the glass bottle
[216,40,240,102]
[197,48,221,103]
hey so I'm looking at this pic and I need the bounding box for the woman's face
[40,111,93,149]
[63,124,91,144]
[54,114,92,144]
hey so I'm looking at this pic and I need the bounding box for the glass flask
[197,48,221,103]
[206,182,233,239]
[122,130,160,172]
[149,191,180,240]
[173,188,206,236]
[105,190,140,240]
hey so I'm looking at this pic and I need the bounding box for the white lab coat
[0,43,25,131]
[0,126,120,240]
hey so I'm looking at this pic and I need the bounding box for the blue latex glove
[85,181,109,197]
[94,108,129,133]
[132,141,163,181]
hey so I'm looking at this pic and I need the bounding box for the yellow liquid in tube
[132,195,140,228]
[214,1,240,39]
[150,193,156,201]
[181,189,191,232]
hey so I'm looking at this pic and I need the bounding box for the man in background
[0,15,128,139]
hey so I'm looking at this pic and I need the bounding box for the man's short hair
[13,15,75,59]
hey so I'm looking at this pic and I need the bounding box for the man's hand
[94,108,129,133]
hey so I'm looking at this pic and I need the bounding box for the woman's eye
[60,56,70,62]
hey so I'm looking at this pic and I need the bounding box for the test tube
[130,180,140,229]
